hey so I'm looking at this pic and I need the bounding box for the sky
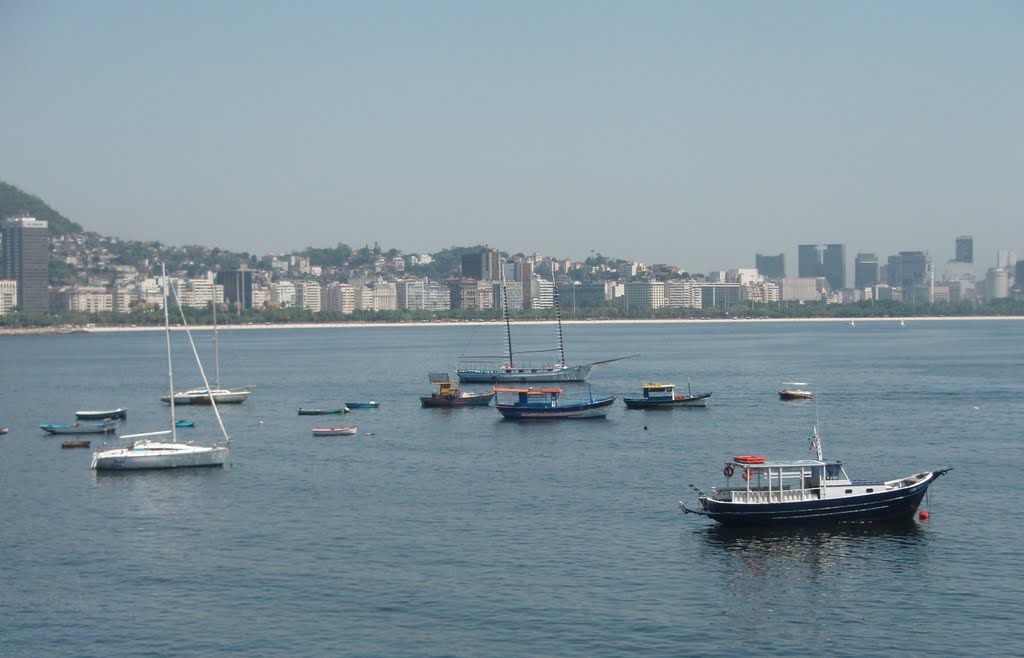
[1,1,1021,275]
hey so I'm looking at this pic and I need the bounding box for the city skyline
[1,3,1021,273]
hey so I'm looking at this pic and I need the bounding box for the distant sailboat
[161,292,253,405]
[457,273,636,383]
[900,319,907,327]
[849,320,856,327]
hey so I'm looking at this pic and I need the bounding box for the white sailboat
[160,290,252,405]
[92,266,230,471]
[457,273,636,383]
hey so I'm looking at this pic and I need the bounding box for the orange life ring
[723,465,735,478]
[742,468,754,481]
[735,455,766,464]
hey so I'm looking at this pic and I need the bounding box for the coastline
[3,315,1023,336]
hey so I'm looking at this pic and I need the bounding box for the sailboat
[93,265,230,470]
[456,274,636,383]
[160,289,253,405]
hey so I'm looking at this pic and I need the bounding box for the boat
[161,295,252,405]
[312,425,358,436]
[92,264,230,471]
[298,406,350,415]
[678,425,952,525]
[457,274,637,383]
[61,440,91,449]
[0,427,8,435]
[778,382,814,400]
[175,420,195,428]
[75,407,127,420]
[345,401,380,409]
[420,373,495,407]
[623,381,712,409]
[849,320,856,327]
[40,420,118,435]
[494,386,616,420]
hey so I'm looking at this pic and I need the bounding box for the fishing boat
[161,296,252,405]
[312,425,358,436]
[678,425,952,526]
[40,420,118,435]
[494,386,616,420]
[345,401,380,409]
[61,440,91,449]
[92,264,230,471]
[457,275,636,383]
[623,382,712,409]
[421,373,495,408]
[298,406,350,415]
[778,382,814,400]
[75,407,128,420]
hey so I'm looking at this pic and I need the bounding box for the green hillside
[0,181,83,235]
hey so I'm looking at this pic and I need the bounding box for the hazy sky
[1,1,1021,274]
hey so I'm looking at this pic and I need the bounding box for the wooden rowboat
[311,425,359,436]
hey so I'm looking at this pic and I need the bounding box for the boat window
[825,464,843,480]
[866,488,874,493]
[845,489,853,494]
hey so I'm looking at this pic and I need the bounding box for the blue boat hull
[623,392,712,408]
[496,396,616,420]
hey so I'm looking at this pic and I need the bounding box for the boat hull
[420,393,495,408]
[457,364,593,383]
[496,396,616,420]
[345,402,379,409]
[624,393,712,409]
[689,472,945,526]
[41,423,118,435]
[312,426,358,436]
[298,408,347,415]
[75,408,128,420]
[91,443,228,470]
[161,388,252,405]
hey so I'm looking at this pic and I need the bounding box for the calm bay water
[1,319,1022,656]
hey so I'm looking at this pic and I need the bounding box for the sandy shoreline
[2,315,1022,336]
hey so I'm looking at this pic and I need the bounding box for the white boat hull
[91,441,228,470]
[161,387,252,405]
[457,364,592,383]
[312,426,358,436]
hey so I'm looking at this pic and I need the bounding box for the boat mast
[553,270,566,367]
[502,269,514,367]
[162,264,177,442]
[212,294,220,390]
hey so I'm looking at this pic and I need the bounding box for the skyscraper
[755,253,785,279]
[887,251,932,303]
[955,236,973,263]
[798,243,845,291]
[854,253,879,289]
[215,267,254,310]
[1,216,50,314]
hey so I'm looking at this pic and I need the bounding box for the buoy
[258,420,264,426]
[919,511,930,520]
[644,425,649,430]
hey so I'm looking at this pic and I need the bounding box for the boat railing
[458,359,555,371]
[715,485,822,504]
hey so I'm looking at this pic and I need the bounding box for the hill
[0,181,83,235]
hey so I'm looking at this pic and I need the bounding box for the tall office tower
[798,243,845,291]
[854,253,880,289]
[755,253,785,279]
[1,217,50,314]
[955,236,973,263]
[460,248,501,280]
[887,251,932,303]
[215,267,254,310]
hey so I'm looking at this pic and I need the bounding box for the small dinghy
[312,425,359,437]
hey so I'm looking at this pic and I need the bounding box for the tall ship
[457,276,635,383]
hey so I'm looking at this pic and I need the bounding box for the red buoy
[919,511,930,520]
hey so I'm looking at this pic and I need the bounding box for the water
[1,319,1021,656]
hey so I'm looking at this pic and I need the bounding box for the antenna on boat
[813,394,823,461]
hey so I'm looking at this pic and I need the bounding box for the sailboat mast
[162,264,177,442]
[502,271,514,367]
[553,271,566,367]
[212,294,220,390]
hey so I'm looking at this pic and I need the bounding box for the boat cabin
[712,457,871,504]
[494,387,563,407]
[641,383,676,401]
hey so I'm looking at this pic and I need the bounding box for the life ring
[723,465,735,478]
[735,455,766,464]
[742,468,754,481]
